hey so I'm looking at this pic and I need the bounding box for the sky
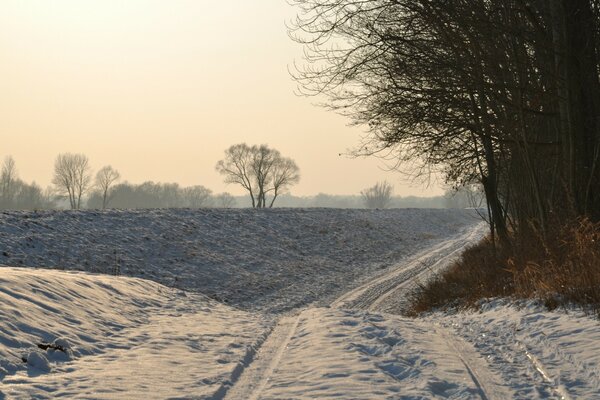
[0,0,444,197]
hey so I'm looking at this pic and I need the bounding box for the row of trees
[1,154,476,210]
[291,0,600,244]
[0,155,235,210]
[1,156,54,210]
[86,182,235,209]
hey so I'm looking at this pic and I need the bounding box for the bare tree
[268,157,300,208]
[52,153,92,210]
[181,185,213,208]
[216,143,300,208]
[215,192,236,208]
[361,181,393,209]
[216,144,257,207]
[1,156,18,207]
[95,166,120,209]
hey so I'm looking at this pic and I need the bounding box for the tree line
[0,144,301,210]
[0,154,235,210]
[0,148,475,210]
[290,0,600,244]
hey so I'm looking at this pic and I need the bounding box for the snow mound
[0,208,479,312]
[0,267,271,399]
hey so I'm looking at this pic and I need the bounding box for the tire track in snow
[332,222,487,312]
[518,341,573,400]
[221,314,301,400]
[436,326,513,400]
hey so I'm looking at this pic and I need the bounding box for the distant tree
[95,166,120,209]
[267,157,300,207]
[0,156,18,208]
[215,192,236,208]
[13,181,54,210]
[361,181,393,209]
[52,153,92,210]
[216,143,300,208]
[181,185,212,208]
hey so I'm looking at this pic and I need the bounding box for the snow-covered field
[0,208,477,312]
[1,208,599,399]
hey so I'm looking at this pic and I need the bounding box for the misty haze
[1,1,600,399]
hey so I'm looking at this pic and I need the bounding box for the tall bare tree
[268,157,300,208]
[52,153,92,210]
[95,166,120,209]
[216,143,300,208]
[216,144,257,207]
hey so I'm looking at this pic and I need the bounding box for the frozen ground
[1,208,599,399]
[0,208,478,312]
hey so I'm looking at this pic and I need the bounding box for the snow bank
[0,208,479,312]
[0,267,271,399]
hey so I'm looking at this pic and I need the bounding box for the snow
[0,208,478,312]
[0,267,271,399]
[258,308,486,399]
[1,208,599,399]
[249,305,600,399]
[432,300,600,399]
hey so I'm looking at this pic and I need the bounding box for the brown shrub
[407,218,600,316]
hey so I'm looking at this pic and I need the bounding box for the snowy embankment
[0,267,271,399]
[0,208,478,312]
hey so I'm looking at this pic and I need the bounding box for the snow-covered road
[222,221,600,399]
[223,222,508,400]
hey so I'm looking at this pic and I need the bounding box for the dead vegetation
[408,219,600,316]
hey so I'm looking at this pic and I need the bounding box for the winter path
[331,222,488,312]
[221,218,599,399]
[223,315,301,400]
[220,222,511,400]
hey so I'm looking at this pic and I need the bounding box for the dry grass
[407,218,600,316]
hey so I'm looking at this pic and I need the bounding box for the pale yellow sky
[0,0,443,197]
